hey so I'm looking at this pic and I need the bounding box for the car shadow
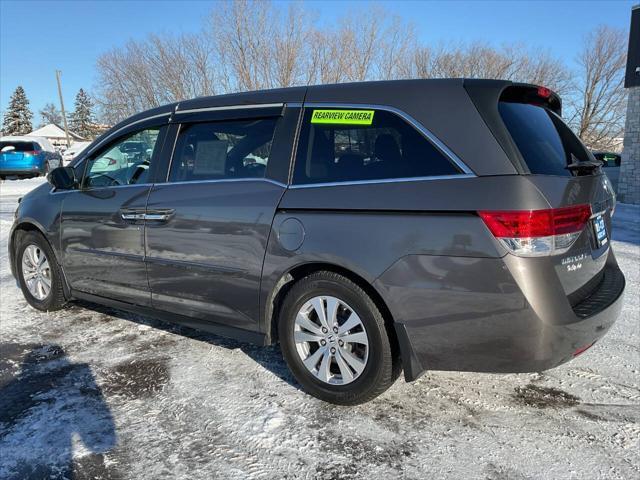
[73,300,301,391]
[0,344,117,480]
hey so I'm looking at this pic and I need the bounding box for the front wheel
[16,231,67,311]
[279,271,398,405]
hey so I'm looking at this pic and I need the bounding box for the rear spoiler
[499,84,561,115]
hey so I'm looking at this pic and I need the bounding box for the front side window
[292,108,461,185]
[169,118,278,183]
[83,128,161,188]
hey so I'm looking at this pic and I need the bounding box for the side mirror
[1,145,15,153]
[47,166,77,190]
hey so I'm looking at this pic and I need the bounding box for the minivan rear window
[499,102,590,176]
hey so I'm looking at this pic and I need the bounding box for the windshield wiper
[566,154,603,175]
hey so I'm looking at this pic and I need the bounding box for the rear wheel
[16,231,66,311]
[279,271,397,405]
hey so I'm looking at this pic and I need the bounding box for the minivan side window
[83,128,161,188]
[292,108,461,185]
[169,118,278,183]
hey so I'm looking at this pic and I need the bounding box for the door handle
[144,213,172,221]
[121,213,145,220]
[120,209,174,222]
[120,209,145,221]
[144,209,175,222]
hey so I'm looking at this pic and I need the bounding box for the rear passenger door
[145,105,300,331]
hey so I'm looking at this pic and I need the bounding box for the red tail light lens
[108,158,117,165]
[478,205,591,238]
[23,150,42,156]
[478,205,592,257]
[552,205,593,234]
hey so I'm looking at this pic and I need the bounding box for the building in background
[618,4,640,205]
[29,123,84,149]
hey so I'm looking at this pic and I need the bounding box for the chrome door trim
[120,212,145,221]
[154,177,287,188]
[174,103,284,115]
[50,182,155,195]
[288,173,476,189]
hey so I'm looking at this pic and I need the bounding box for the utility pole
[55,70,71,148]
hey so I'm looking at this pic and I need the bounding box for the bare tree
[210,0,312,92]
[94,0,617,149]
[39,103,62,126]
[396,41,572,98]
[567,26,628,150]
[95,32,218,123]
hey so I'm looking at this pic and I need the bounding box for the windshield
[499,102,590,176]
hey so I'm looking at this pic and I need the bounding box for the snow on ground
[0,177,638,480]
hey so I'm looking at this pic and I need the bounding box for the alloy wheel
[294,295,369,385]
[21,244,52,301]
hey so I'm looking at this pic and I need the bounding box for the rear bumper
[0,166,44,176]
[375,252,625,381]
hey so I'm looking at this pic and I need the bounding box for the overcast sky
[0,0,635,119]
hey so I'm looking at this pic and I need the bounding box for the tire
[16,231,67,311]
[278,271,397,405]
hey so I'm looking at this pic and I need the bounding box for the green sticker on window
[311,109,375,125]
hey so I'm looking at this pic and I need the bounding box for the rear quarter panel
[260,176,551,333]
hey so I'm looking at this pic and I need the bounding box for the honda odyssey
[9,79,625,404]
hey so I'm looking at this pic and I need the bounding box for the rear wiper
[566,154,603,175]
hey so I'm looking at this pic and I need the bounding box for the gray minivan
[9,80,625,404]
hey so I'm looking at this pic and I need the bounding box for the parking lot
[1,178,639,480]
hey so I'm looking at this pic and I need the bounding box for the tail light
[108,158,117,165]
[479,204,592,257]
[23,150,42,156]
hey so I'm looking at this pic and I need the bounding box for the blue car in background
[1,136,62,179]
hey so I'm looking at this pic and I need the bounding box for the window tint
[292,109,460,185]
[499,102,590,176]
[169,118,278,182]
[0,141,37,152]
[84,128,161,188]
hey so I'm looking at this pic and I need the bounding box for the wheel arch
[11,219,49,258]
[265,261,401,366]
[10,220,71,299]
